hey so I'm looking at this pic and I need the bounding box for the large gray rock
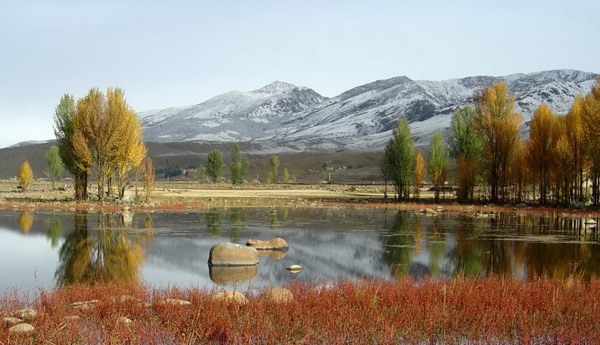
[208,242,259,266]
[246,237,289,251]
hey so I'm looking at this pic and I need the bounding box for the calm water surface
[1,207,599,292]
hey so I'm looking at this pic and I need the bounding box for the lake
[1,207,599,293]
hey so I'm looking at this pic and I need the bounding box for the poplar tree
[230,143,248,185]
[448,105,481,202]
[17,161,34,191]
[44,145,64,190]
[526,104,556,204]
[54,94,88,200]
[269,155,280,184]
[428,131,448,202]
[207,149,223,183]
[473,82,522,203]
[413,150,427,199]
[54,88,146,201]
[581,78,600,205]
[381,119,415,200]
[566,97,587,202]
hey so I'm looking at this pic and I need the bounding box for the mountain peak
[252,81,299,95]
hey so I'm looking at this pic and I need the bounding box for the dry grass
[1,277,599,344]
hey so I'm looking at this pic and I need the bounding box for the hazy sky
[1,0,598,148]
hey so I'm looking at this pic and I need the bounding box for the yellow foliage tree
[17,161,34,191]
[526,104,557,204]
[552,117,575,203]
[566,97,587,202]
[18,211,34,233]
[64,87,146,200]
[143,158,155,203]
[508,138,528,203]
[108,88,147,198]
[473,82,523,202]
[581,78,600,205]
[413,150,427,198]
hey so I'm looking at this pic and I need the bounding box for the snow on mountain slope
[140,81,327,143]
[139,70,597,152]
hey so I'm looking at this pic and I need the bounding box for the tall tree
[448,105,481,202]
[413,150,427,199]
[428,131,448,202]
[44,145,64,190]
[63,88,147,200]
[526,104,556,204]
[17,161,34,191]
[108,88,147,198]
[552,117,574,204]
[269,155,280,184]
[509,138,528,203]
[207,149,223,183]
[54,94,88,200]
[566,97,587,202]
[473,82,523,203]
[581,78,600,205]
[380,119,415,200]
[230,143,248,185]
[143,158,155,203]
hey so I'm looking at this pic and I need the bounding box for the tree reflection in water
[381,211,414,278]
[18,210,34,233]
[46,215,64,248]
[55,211,147,286]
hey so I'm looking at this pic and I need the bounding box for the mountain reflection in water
[1,208,600,292]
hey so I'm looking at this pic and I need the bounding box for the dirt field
[0,179,394,211]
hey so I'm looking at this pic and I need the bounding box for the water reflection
[18,210,34,233]
[46,216,64,248]
[55,212,146,286]
[1,208,600,292]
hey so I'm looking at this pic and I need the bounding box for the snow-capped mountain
[139,81,327,143]
[139,70,597,152]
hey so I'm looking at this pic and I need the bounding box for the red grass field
[1,276,599,344]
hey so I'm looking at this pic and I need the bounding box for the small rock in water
[9,323,34,334]
[287,264,303,273]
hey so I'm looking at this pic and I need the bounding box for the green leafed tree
[230,143,248,185]
[54,94,88,200]
[269,155,280,184]
[207,149,223,183]
[448,105,481,202]
[380,119,416,200]
[282,168,289,183]
[44,145,64,190]
[428,131,449,202]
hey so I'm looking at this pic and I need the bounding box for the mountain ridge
[139,69,596,153]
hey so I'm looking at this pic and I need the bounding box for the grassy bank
[1,277,599,344]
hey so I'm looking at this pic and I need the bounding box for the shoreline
[0,180,598,220]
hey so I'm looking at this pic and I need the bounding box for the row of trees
[382,78,600,206]
[54,88,148,201]
[197,146,290,184]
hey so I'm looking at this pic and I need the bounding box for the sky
[1,0,599,148]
